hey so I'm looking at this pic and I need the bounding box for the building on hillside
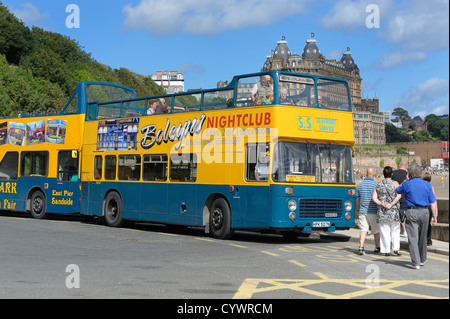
[381,110,392,124]
[150,70,184,94]
[262,35,362,106]
[390,141,449,166]
[261,35,385,145]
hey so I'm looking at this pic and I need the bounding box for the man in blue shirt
[396,164,437,269]
[356,167,380,255]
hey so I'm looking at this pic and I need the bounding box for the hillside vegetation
[0,2,165,117]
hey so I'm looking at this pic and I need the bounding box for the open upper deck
[0,71,352,122]
[68,71,352,121]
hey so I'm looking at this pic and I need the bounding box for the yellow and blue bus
[0,71,356,239]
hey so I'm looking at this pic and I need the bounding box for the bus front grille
[298,199,342,219]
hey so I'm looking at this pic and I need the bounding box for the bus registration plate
[313,221,330,227]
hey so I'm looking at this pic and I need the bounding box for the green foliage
[385,123,412,143]
[0,2,34,64]
[392,107,411,122]
[425,114,449,141]
[395,157,402,168]
[0,2,164,117]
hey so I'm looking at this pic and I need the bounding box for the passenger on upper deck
[155,98,169,114]
[251,75,273,103]
[280,89,293,105]
[262,91,274,105]
[147,99,158,115]
[318,95,327,108]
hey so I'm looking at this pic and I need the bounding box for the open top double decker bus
[0,71,356,239]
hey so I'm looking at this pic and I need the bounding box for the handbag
[400,210,406,223]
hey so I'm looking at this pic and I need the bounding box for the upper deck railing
[85,71,352,121]
[1,71,352,121]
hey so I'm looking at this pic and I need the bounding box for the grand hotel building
[261,36,385,145]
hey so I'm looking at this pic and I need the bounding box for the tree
[392,107,411,122]
[0,2,35,64]
[425,114,449,141]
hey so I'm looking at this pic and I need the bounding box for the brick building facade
[390,141,449,166]
[262,36,385,145]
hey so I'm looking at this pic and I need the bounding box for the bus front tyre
[104,192,124,227]
[30,191,47,219]
[209,198,234,239]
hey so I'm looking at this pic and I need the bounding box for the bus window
[237,75,273,107]
[104,155,117,180]
[169,154,197,182]
[98,102,122,119]
[57,150,79,182]
[94,156,102,180]
[246,143,270,182]
[272,142,353,184]
[278,74,315,107]
[143,154,168,181]
[202,90,234,110]
[0,152,19,180]
[63,92,78,114]
[20,151,49,177]
[317,78,351,111]
[173,93,201,113]
[118,155,141,181]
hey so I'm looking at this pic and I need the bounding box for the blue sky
[3,0,449,118]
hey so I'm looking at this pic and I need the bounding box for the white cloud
[122,0,310,36]
[321,0,393,32]
[178,63,205,75]
[10,3,50,27]
[393,78,449,117]
[321,0,449,68]
[326,49,343,60]
[384,0,449,52]
[376,51,427,69]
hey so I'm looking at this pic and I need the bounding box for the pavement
[313,227,449,256]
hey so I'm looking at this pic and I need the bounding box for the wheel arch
[102,188,122,217]
[202,193,231,234]
[26,186,46,212]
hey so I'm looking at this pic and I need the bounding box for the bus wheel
[210,198,234,239]
[30,191,47,219]
[104,192,124,227]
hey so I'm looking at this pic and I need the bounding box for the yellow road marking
[157,232,179,237]
[289,260,306,267]
[229,243,248,249]
[234,274,449,299]
[260,250,280,257]
[195,237,215,242]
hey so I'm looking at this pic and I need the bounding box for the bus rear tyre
[30,191,47,219]
[209,198,234,239]
[104,192,124,227]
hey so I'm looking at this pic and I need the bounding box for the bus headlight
[345,212,351,221]
[344,200,352,212]
[288,200,297,212]
[289,212,296,221]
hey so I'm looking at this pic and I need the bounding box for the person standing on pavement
[372,166,402,256]
[422,172,438,246]
[392,162,408,237]
[396,164,438,269]
[356,167,380,255]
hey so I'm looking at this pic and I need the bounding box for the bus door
[167,153,198,225]
[241,144,271,226]
[0,151,21,211]
[85,155,107,216]
[52,150,81,213]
